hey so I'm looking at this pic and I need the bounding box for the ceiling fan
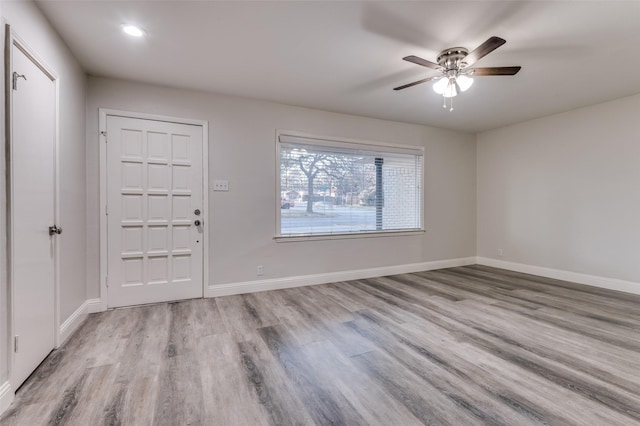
[394,36,521,110]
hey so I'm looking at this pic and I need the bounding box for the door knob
[48,225,62,236]
[194,220,201,226]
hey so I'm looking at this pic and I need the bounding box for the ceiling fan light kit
[394,36,521,111]
[433,75,474,97]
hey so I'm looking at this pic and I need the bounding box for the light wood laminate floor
[3,265,640,425]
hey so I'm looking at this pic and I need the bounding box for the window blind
[278,134,423,237]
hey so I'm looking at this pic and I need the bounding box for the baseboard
[58,300,89,347]
[476,257,640,296]
[0,381,13,416]
[86,298,103,314]
[206,256,476,297]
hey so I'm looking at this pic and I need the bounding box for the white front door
[11,43,57,387]
[106,116,204,308]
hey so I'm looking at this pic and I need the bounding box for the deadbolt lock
[49,225,62,236]
[194,209,201,216]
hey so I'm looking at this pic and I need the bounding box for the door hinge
[100,131,107,142]
[105,204,108,216]
[12,72,26,90]
[105,275,109,288]
[14,335,19,353]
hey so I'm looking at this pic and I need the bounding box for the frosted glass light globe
[457,75,474,92]
[433,77,448,95]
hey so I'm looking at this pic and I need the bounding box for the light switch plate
[213,180,229,191]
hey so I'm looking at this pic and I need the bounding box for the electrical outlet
[213,180,229,191]
[257,265,264,276]
[498,248,504,257]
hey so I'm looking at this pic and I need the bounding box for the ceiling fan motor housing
[437,47,469,71]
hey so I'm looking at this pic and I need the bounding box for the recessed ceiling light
[121,24,145,38]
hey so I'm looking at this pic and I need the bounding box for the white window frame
[275,130,425,241]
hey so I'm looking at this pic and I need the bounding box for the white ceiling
[36,1,640,133]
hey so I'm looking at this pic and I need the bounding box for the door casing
[6,27,60,390]
[98,109,209,311]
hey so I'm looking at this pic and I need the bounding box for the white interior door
[107,116,204,308]
[11,43,57,387]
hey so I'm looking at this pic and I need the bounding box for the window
[277,133,423,238]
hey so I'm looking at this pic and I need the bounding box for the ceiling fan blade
[468,66,521,76]
[393,76,440,91]
[403,55,441,70]
[464,36,506,66]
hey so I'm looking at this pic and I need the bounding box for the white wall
[86,77,477,299]
[477,93,640,284]
[0,1,87,385]
[0,15,7,390]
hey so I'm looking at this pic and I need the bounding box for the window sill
[274,229,425,243]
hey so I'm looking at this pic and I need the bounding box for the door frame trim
[5,26,60,389]
[98,109,209,311]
